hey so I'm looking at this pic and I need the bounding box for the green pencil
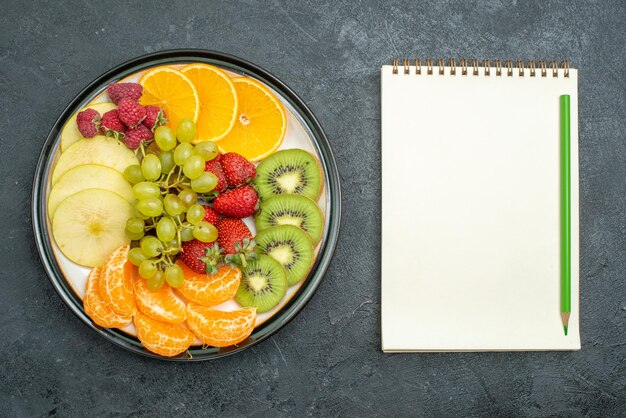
[560,95,571,336]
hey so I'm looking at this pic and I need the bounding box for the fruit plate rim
[31,49,341,361]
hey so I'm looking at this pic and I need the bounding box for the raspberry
[99,109,125,138]
[76,109,100,138]
[118,98,146,128]
[107,82,143,105]
[124,124,153,149]
[143,106,167,131]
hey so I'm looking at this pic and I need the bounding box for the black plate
[32,49,341,361]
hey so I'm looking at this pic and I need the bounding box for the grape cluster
[123,118,219,290]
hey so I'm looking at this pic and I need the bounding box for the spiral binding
[391,57,570,77]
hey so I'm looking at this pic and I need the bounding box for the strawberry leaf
[199,244,224,276]
[200,190,220,202]
[157,110,167,127]
[225,238,256,268]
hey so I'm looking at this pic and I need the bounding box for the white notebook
[381,59,580,352]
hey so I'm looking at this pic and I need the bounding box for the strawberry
[220,152,256,187]
[99,109,125,139]
[217,218,257,268]
[216,218,253,254]
[107,82,143,105]
[143,105,167,131]
[117,98,146,127]
[213,185,258,218]
[179,240,223,275]
[203,206,220,224]
[76,109,100,138]
[204,155,228,193]
[124,124,153,149]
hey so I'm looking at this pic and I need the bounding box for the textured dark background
[1,0,625,416]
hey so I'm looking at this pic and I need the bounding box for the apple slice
[48,164,134,218]
[51,136,138,185]
[61,102,117,151]
[52,189,133,267]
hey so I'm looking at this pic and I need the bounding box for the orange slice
[98,245,136,317]
[217,77,286,161]
[139,66,199,131]
[83,266,132,329]
[186,304,256,347]
[134,312,195,357]
[180,64,238,142]
[133,273,187,324]
[176,262,241,306]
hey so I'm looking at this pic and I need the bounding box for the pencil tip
[561,312,571,336]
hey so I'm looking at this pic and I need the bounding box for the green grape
[126,217,145,234]
[132,182,161,200]
[193,221,218,243]
[178,188,197,208]
[180,226,194,242]
[194,141,219,161]
[128,247,147,266]
[141,154,162,181]
[125,217,146,240]
[125,229,145,241]
[156,217,176,242]
[176,118,196,143]
[124,165,144,184]
[164,264,185,288]
[138,198,163,217]
[183,155,206,180]
[186,204,206,225]
[140,236,163,258]
[139,260,157,279]
[190,172,218,193]
[167,240,181,255]
[154,126,177,151]
[159,150,175,174]
[163,194,185,216]
[132,201,150,221]
[173,143,194,166]
[146,270,165,290]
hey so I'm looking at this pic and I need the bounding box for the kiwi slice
[235,255,287,313]
[256,194,324,245]
[255,225,314,286]
[254,149,322,201]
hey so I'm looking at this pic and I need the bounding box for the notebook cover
[380,64,581,351]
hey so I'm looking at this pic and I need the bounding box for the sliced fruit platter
[33,51,340,360]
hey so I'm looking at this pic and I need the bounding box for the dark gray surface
[1,0,624,416]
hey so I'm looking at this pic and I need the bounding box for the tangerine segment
[134,312,195,357]
[180,64,238,142]
[83,266,132,329]
[217,77,286,162]
[176,262,241,306]
[98,245,136,317]
[186,304,256,347]
[133,273,187,324]
[139,66,199,131]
